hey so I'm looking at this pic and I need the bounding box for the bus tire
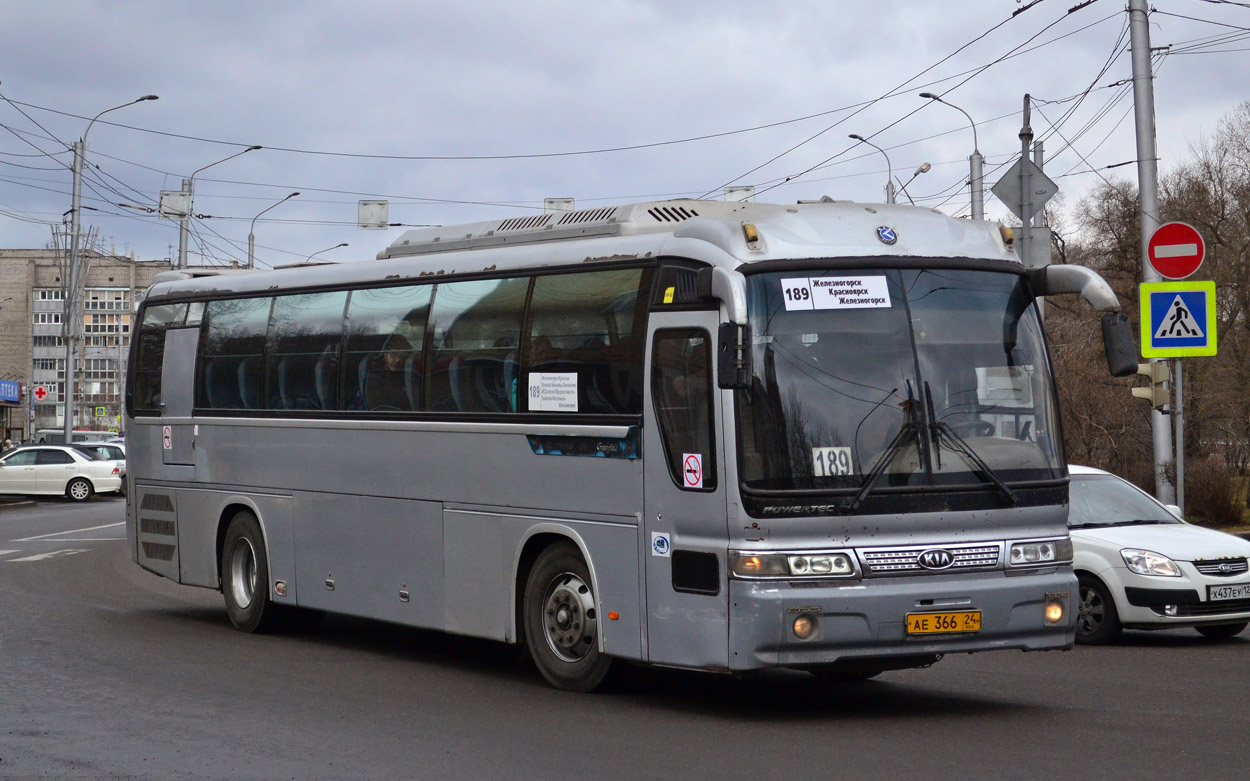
[65,477,94,502]
[221,510,280,634]
[523,542,613,692]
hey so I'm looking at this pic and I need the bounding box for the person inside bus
[362,336,416,411]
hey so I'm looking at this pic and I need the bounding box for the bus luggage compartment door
[160,327,199,466]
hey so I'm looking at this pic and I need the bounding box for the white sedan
[1070,465,1250,643]
[0,444,122,501]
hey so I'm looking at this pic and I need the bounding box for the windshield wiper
[924,382,1018,506]
[1072,519,1169,529]
[847,381,923,515]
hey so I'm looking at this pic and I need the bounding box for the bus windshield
[738,267,1062,493]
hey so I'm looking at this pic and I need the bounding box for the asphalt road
[2,496,1248,780]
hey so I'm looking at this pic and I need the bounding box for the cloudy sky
[1,0,1246,269]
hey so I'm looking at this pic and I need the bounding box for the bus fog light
[1164,605,1178,617]
[792,613,817,640]
[1044,594,1066,625]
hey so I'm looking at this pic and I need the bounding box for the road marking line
[0,549,18,557]
[12,522,124,542]
[7,549,88,562]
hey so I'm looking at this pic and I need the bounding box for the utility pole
[1018,96,1034,275]
[1129,0,1175,503]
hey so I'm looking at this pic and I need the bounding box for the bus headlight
[1009,538,1073,567]
[730,551,856,578]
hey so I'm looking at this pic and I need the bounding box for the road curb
[0,499,37,511]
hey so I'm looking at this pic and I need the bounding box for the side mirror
[1101,313,1138,377]
[717,322,752,389]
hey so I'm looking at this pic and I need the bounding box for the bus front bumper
[727,568,1076,671]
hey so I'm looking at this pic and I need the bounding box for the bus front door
[642,316,729,669]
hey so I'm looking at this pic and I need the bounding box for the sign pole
[1174,359,1184,515]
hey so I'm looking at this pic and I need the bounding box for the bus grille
[859,544,1001,575]
[141,542,175,561]
[1193,558,1248,577]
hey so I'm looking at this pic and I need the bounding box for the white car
[0,444,122,501]
[72,442,126,494]
[1070,465,1250,643]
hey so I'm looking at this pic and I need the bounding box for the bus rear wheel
[523,542,613,692]
[221,510,279,633]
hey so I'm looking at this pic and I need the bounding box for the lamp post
[896,162,931,206]
[177,145,262,269]
[307,243,348,263]
[920,92,984,220]
[248,192,300,269]
[64,94,158,443]
[848,134,895,204]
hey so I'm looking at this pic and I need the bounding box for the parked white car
[1070,465,1250,643]
[0,444,122,501]
[72,442,126,495]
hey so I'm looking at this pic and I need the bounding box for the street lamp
[177,145,262,269]
[307,243,348,263]
[64,94,158,443]
[896,162,932,206]
[920,92,984,220]
[849,134,895,204]
[248,192,300,269]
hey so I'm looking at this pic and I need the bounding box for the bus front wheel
[523,542,613,692]
[221,510,280,634]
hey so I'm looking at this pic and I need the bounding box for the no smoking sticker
[682,453,703,489]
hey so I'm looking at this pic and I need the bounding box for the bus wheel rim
[229,538,257,610]
[542,573,597,663]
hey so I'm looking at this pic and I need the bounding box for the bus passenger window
[197,297,274,410]
[342,285,430,413]
[427,278,527,413]
[266,290,348,411]
[525,268,650,415]
[651,328,716,489]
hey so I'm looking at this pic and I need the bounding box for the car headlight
[1121,548,1181,577]
[1009,538,1074,567]
[730,551,856,578]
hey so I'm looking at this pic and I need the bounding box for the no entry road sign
[1148,222,1205,280]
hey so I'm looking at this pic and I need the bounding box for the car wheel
[65,477,93,502]
[220,510,280,633]
[1196,621,1248,640]
[523,541,613,692]
[1076,574,1122,645]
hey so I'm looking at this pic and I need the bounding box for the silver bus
[124,199,1135,691]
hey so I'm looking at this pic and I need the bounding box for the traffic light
[1132,362,1169,409]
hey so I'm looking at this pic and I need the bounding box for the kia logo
[918,549,955,570]
[1220,563,1231,573]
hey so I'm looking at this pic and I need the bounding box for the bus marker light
[608,612,619,621]
[274,580,287,597]
[742,222,761,243]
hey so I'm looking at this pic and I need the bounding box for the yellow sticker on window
[663,286,676,304]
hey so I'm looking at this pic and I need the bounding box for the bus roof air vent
[557,207,618,226]
[496,214,554,232]
[647,205,700,223]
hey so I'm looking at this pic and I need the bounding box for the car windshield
[737,267,1062,493]
[1068,474,1180,527]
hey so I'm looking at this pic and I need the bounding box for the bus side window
[651,328,716,490]
[427,278,527,413]
[131,303,187,414]
[525,268,651,415]
[342,285,430,413]
[266,290,349,411]
[198,297,274,411]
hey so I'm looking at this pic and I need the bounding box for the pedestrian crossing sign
[1140,280,1217,358]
